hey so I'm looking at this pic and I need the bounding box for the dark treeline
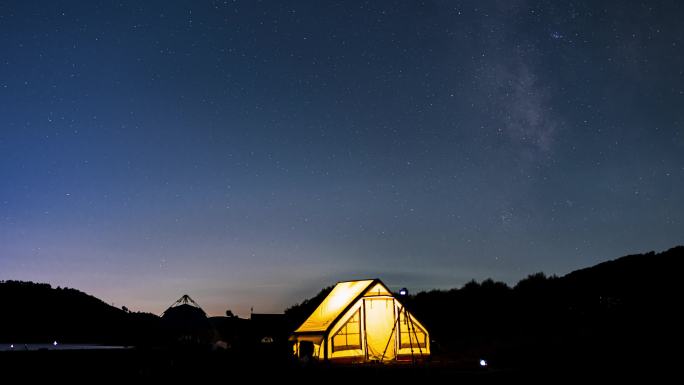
[285,246,683,370]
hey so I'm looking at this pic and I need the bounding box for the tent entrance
[363,297,396,361]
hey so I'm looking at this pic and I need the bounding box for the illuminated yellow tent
[291,279,429,362]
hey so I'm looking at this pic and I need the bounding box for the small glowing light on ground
[53,341,58,346]
[480,359,488,367]
[10,344,14,349]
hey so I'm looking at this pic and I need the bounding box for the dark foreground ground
[0,345,674,382]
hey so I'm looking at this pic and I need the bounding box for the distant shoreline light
[0,344,128,352]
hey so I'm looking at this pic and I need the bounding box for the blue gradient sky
[1,0,682,316]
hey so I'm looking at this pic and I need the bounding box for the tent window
[399,311,427,349]
[332,308,361,352]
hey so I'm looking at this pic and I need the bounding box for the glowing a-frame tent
[290,279,429,362]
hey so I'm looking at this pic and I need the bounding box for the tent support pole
[363,299,369,361]
[405,307,416,362]
[380,303,403,362]
[407,312,424,361]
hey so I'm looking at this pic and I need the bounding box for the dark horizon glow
[1,1,682,317]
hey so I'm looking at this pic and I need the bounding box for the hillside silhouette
[0,281,162,345]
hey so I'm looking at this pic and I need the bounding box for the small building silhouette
[250,313,287,345]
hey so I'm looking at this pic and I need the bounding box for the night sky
[1,1,683,316]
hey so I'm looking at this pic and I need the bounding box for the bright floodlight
[53,341,58,346]
[10,344,14,349]
[480,359,488,367]
[399,288,408,296]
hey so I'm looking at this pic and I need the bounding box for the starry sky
[1,1,683,317]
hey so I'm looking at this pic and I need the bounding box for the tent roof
[294,279,392,334]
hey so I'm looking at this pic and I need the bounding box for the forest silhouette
[1,246,682,377]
